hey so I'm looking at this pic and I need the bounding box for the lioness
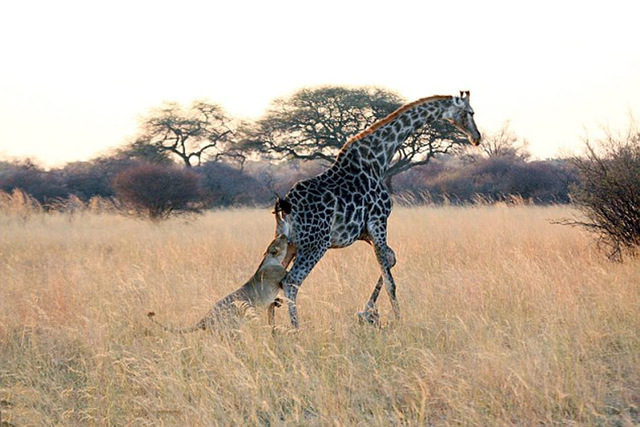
[147,234,289,333]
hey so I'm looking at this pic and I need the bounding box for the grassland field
[0,205,638,425]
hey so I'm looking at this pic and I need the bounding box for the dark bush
[0,160,67,205]
[565,130,640,259]
[113,164,205,219]
[196,161,269,207]
[61,158,138,201]
[394,156,575,204]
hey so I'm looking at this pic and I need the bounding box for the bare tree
[560,125,640,259]
[477,121,529,159]
[134,100,238,167]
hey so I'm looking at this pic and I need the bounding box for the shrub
[565,128,640,259]
[0,160,67,205]
[113,164,205,219]
[196,161,269,207]
[60,158,138,201]
[393,156,575,205]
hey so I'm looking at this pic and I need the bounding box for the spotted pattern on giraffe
[276,92,481,327]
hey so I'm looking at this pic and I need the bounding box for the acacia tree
[243,86,403,163]
[242,85,471,191]
[134,100,239,167]
[116,140,173,164]
[389,119,470,181]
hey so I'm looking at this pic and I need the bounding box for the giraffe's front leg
[282,280,300,328]
[281,246,328,328]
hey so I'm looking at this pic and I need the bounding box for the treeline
[0,153,575,211]
[393,155,575,204]
[3,84,636,258]
[0,85,579,213]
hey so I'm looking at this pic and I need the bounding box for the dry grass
[0,205,638,425]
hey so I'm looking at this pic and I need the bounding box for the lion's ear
[275,196,292,215]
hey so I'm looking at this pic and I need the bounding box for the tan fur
[147,234,289,333]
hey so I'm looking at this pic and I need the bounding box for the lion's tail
[146,312,205,334]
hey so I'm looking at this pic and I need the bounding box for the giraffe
[275,91,481,327]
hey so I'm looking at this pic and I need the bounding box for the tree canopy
[243,86,404,163]
[242,85,472,189]
[133,100,238,167]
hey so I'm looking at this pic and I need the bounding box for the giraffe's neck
[334,95,452,177]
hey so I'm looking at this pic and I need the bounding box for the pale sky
[1,0,639,167]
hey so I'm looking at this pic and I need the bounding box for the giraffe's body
[276,92,481,327]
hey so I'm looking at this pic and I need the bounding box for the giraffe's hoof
[356,309,379,326]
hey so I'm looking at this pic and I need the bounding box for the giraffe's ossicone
[275,92,481,327]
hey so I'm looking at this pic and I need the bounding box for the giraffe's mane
[345,95,452,145]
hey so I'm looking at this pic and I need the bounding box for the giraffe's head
[442,91,481,146]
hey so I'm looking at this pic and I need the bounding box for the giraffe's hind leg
[357,275,383,326]
[357,246,397,325]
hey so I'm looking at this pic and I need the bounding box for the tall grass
[0,205,638,425]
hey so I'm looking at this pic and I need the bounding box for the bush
[393,156,575,205]
[196,161,269,207]
[0,160,67,206]
[60,157,141,201]
[566,128,640,259]
[113,164,205,219]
